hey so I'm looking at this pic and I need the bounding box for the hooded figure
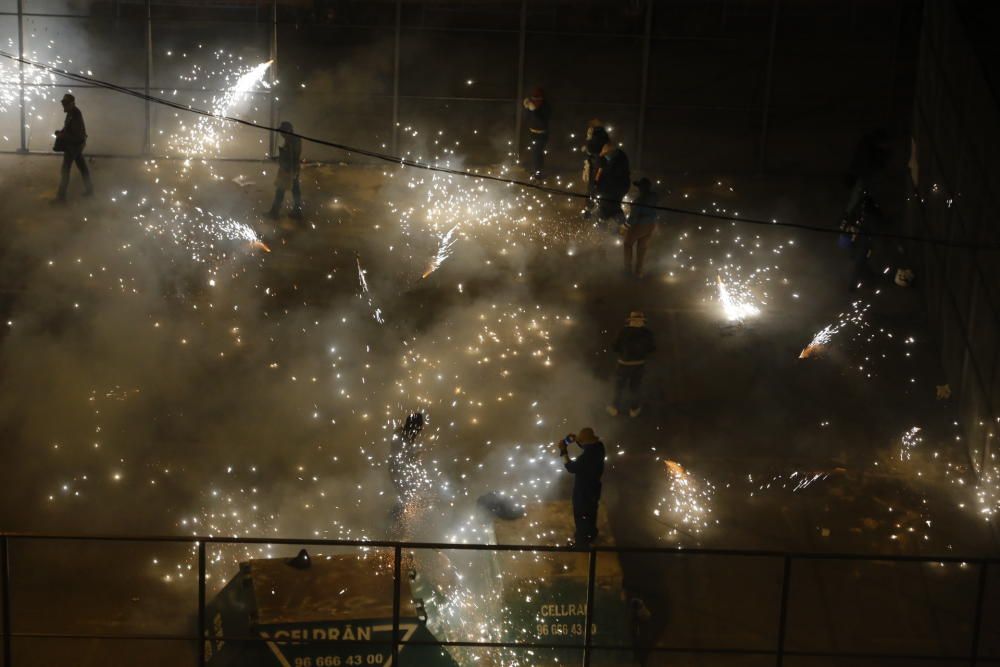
[268,120,303,220]
[522,87,551,178]
[608,311,655,417]
[559,427,606,547]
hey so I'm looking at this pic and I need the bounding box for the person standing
[522,87,550,178]
[607,311,655,417]
[267,121,303,220]
[558,427,606,548]
[582,119,610,218]
[53,93,93,203]
[594,141,630,226]
[622,177,658,278]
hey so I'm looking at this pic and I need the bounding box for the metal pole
[391,0,402,155]
[1,537,12,667]
[143,0,152,156]
[391,545,402,667]
[969,562,989,666]
[581,550,598,667]
[775,556,792,667]
[16,0,27,153]
[635,0,654,172]
[758,0,780,174]
[197,541,206,667]
[513,0,528,163]
[268,0,279,158]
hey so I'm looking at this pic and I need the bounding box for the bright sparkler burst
[654,460,717,538]
[799,300,871,358]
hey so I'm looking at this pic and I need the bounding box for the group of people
[523,89,661,278]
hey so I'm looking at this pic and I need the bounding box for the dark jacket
[565,441,605,506]
[585,126,609,156]
[278,134,302,175]
[596,148,630,199]
[614,325,655,363]
[61,107,87,145]
[627,189,658,225]
[524,101,551,134]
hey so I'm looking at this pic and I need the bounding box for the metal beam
[758,0,780,173]
[143,0,151,155]
[635,0,654,172]
[197,541,206,667]
[268,0,278,158]
[16,0,27,153]
[513,0,527,163]
[391,0,402,154]
[1,536,11,667]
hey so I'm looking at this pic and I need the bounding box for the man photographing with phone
[558,427,606,549]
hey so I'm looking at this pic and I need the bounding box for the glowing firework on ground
[799,300,871,358]
[423,224,459,278]
[653,460,716,538]
[357,257,385,324]
[900,426,923,462]
[716,274,761,322]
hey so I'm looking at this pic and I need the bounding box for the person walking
[622,177,658,278]
[607,311,655,417]
[267,121,303,220]
[582,119,610,218]
[594,141,630,227]
[53,93,93,203]
[558,427,606,548]
[522,87,550,178]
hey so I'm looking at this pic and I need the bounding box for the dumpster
[205,551,459,667]
[492,501,632,665]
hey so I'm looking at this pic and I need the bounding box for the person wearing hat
[267,120,303,220]
[581,119,610,218]
[608,310,655,417]
[522,87,551,178]
[621,177,658,278]
[53,93,94,203]
[594,140,630,227]
[558,427,606,548]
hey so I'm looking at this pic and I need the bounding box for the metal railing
[0,532,998,666]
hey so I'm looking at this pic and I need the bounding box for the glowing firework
[654,460,716,538]
[900,426,923,462]
[357,257,385,324]
[422,224,459,279]
[716,274,760,321]
[799,300,871,358]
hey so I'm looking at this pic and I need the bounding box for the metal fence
[0,0,914,174]
[1,532,998,667]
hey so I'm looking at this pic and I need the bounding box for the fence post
[512,0,527,164]
[758,0,780,174]
[391,545,402,667]
[143,0,152,155]
[970,562,989,666]
[16,0,27,153]
[581,549,598,667]
[391,0,402,155]
[197,541,206,667]
[775,556,792,667]
[635,0,654,172]
[268,0,279,158]
[1,536,11,667]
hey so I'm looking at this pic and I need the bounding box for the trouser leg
[57,151,74,199]
[291,177,302,211]
[623,237,635,273]
[613,364,629,410]
[844,178,865,218]
[634,226,654,275]
[627,364,645,410]
[270,187,285,212]
[75,151,92,193]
